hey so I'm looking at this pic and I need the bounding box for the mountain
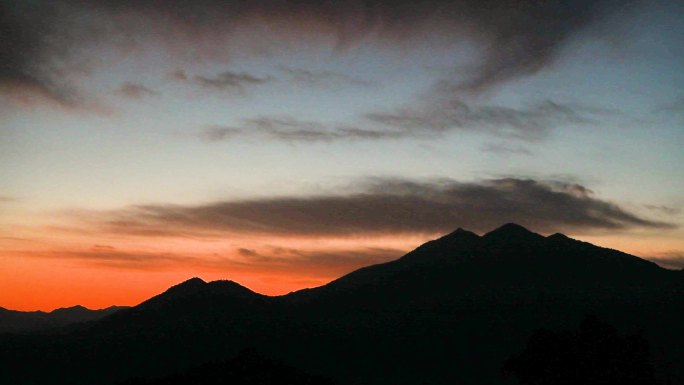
[0,305,127,334]
[121,349,336,385]
[0,224,682,385]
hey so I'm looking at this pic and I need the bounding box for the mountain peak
[206,280,260,298]
[484,223,543,241]
[50,305,89,314]
[162,277,207,295]
[182,277,206,285]
[547,232,570,241]
[442,227,480,240]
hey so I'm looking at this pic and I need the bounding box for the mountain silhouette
[0,224,682,385]
[503,314,661,385]
[0,305,127,334]
[122,349,336,385]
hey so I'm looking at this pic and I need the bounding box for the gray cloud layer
[82,178,671,238]
[201,98,601,143]
[1,0,636,104]
[366,98,594,142]
[650,251,684,270]
[116,82,160,99]
[192,71,274,92]
[233,246,402,274]
[278,66,373,87]
[24,245,401,274]
[201,117,409,143]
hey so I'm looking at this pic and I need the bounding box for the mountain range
[1,223,682,385]
[0,305,127,334]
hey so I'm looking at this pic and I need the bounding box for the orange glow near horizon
[1,230,682,312]
[0,254,348,311]
[0,233,418,311]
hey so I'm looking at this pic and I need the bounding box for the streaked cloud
[278,66,373,87]
[200,126,243,142]
[116,82,160,100]
[192,71,274,92]
[0,0,637,104]
[200,117,409,143]
[649,251,684,270]
[201,97,601,143]
[644,205,681,216]
[241,116,408,142]
[366,98,596,142]
[232,246,401,275]
[481,143,533,156]
[74,178,672,239]
[21,245,402,276]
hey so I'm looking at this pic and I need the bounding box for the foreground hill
[0,224,682,385]
[0,305,127,334]
[122,349,336,385]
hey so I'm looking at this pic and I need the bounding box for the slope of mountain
[0,305,127,334]
[121,349,336,385]
[0,224,682,385]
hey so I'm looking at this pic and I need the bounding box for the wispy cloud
[241,116,407,142]
[366,97,596,142]
[278,66,373,87]
[232,246,401,275]
[18,247,199,271]
[192,71,274,92]
[115,82,160,99]
[649,251,684,270]
[21,244,402,276]
[0,0,638,104]
[481,142,533,156]
[200,126,244,142]
[200,117,409,143]
[201,96,601,144]
[72,178,672,239]
[644,204,681,217]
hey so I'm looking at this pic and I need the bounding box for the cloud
[366,97,596,142]
[115,82,160,99]
[242,116,409,142]
[0,2,101,108]
[644,204,681,216]
[76,178,672,239]
[201,117,409,143]
[200,126,244,141]
[649,251,684,270]
[0,0,637,103]
[192,71,274,92]
[278,66,373,87]
[20,247,199,271]
[232,246,402,275]
[0,2,60,103]
[202,97,599,144]
[21,244,402,275]
[481,143,532,156]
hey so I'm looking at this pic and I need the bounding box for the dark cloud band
[84,178,671,238]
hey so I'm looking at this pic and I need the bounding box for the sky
[1,0,683,311]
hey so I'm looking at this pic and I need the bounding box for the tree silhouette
[502,315,660,385]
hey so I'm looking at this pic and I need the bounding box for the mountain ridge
[0,305,128,334]
[1,223,682,385]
